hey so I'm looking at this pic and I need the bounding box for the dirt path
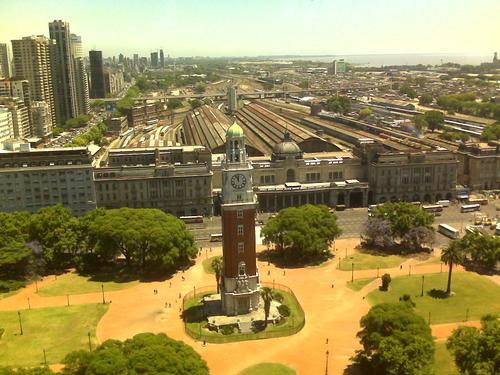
[0,239,473,375]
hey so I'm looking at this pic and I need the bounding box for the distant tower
[220,122,260,316]
[227,85,238,113]
[150,52,159,68]
[0,43,10,79]
[89,50,106,98]
[494,52,498,64]
[160,49,165,68]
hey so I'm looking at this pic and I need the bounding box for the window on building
[238,242,244,253]
[237,225,244,236]
[238,261,246,275]
[237,209,243,218]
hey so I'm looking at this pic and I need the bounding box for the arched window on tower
[238,261,246,276]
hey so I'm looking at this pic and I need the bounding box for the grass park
[0,304,108,366]
[338,251,405,271]
[434,341,458,375]
[238,363,296,375]
[346,277,376,291]
[37,271,140,297]
[367,272,500,324]
[202,256,218,274]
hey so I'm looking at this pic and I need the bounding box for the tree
[358,108,372,119]
[211,256,223,294]
[399,84,417,99]
[326,96,351,114]
[167,98,183,110]
[424,110,445,131]
[402,227,435,251]
[299,80,309,89]
[194,82,206,94]
[414,114,428,133]
[418,94,433,105]
[88,208,197,272]
[441,240,465,295]
[261,204,341,263]
[363,218,393,248]
[447,314,500,375]
[353,303,434,375]
[481,123,500,141]
[189,99,203,109]
[260,287,274,328]
[62,333,208,375]
[453,231,500,272]
[415,77,427,88]
[28,205,81,270]
[380,273,391,291]
[371,203,434,241]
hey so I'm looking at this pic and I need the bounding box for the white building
[31,101,52,138]
[0,107,13,142]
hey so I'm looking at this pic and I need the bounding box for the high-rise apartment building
[31,101,52,138]
[133,53,139,68]
[0,107,14,142]
[10,36,56,131]
[0,79,31,107]
[89,50,106,98]
[0,97,30,139]
[0,44,10,79]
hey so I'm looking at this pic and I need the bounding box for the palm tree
[441,240,464,295]
[211,256,224,294]
[260,287,274,328]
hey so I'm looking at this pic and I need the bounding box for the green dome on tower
[226,121,244,138]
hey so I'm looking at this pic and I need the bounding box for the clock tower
[220,121,260,316]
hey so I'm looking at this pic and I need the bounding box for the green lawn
[0,303,108,366]
[239,363,296,375]
[434,341,458,375]
[184,289,305,343]
[346,277,376,291]
[339,252,405,271]
[367,272,500,324]
[202,256,218,274]
[37,272,139,297]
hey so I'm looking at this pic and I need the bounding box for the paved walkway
[0,239,477,375]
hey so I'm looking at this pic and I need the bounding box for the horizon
[0,0,499,59]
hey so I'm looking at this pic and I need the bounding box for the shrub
[273,291,284,303]
[220,325,235,335]
[277,304,291,317]
[380,273,391,291]
[399,294,416,307]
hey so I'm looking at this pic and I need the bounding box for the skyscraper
[49,20,89,125]
[150,51,158,68]
[89,50,106,98]
[159,49,164,68]
[118,53,124,64]
[0,44,10,79]
[11,36,56,131]
[70,34,90,115]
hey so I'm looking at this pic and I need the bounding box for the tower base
[221,274,260,316]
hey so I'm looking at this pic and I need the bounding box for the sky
[0,0,499,58]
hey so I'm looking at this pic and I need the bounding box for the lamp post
[27,297,31,310]
[351,263,354,282]
[88,332,92,352]
[421,275,425,297]
[101,284,105,304]
[325,350,330,375]
[18,311,23,335]
[408,264,411,276]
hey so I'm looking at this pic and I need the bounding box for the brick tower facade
[221,121,260,315]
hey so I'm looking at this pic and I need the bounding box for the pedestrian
[283,270,286,276]
[182,275,185,281]
[331,283,334,288]
[165,302,168,308]
[179,292,181,299]
[203,340,206,347]
[400,265,402,270]
[169,282,172,288]
[326,338,329,344]
[267,270,270,276]
[169,303,171,308]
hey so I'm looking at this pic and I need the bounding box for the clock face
[231,173,247,189]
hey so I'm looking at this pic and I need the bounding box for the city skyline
[0,0,499,58]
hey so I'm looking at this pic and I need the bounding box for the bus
[460,204,481,213]
[180,215,203,224]
[422,204,443,213]
[469,198,488,206]
[438,224,460,239]
[209,233,223,242]
[496,223,500,236]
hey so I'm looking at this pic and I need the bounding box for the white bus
[437,200,451,207]
[209,233,223,242]
[496,223,500,236]
[438,224,460,239]
[422,204,443,213]
[460,204,481,213]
